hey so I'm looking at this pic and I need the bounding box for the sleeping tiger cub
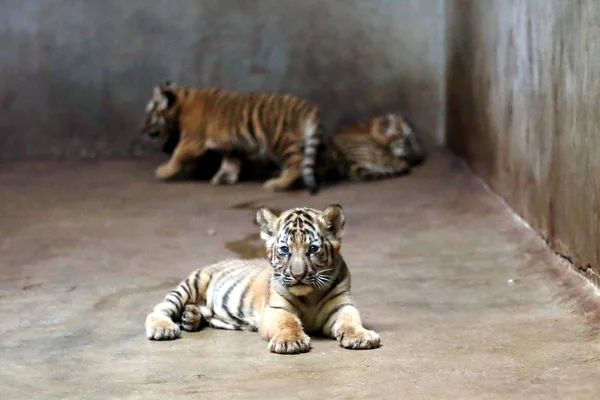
[141,81,323,194]
[145,205,381,354]
[321,113,425,182]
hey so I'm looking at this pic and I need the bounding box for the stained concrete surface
[1,151,599,399]
[446,0,600,281]
[0,0,444,161]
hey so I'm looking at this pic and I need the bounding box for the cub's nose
[291,272,306,281]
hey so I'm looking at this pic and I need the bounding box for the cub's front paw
[268,329,311,354]
[180,304,202,332]
[145,313,181,340]
[336,327,381,350]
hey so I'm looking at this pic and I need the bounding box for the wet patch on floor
[230,199,269,210]
[230,198,281,225]
[224,233,266,259]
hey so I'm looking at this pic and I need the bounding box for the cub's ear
[163,89,177,109]
[320,204,345,239]
[256,207,279,244]
[152,85,177,111]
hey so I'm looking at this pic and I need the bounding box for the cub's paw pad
[210,172,225,186]
[210,171,238,186]
[268,330,311,354]
[337,327,381,350]
[155,164,179,180]
[180,304,202,332]
[222,172,239,185]
[145,313,181,340]
[263,178,287,192]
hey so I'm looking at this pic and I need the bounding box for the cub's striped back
[141,82,323,194]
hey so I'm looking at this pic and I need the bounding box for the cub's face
[378,114,424,164]
[141,81,178,139]
[257,205,345,296]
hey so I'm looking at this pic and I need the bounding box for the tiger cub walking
[323,113,424,182]
[145,205,381,354]
[141,82,323,194]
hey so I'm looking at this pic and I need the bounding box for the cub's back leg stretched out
[145,259,271,339]
[144,205,381,354]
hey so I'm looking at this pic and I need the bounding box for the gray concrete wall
[446,0,600,280]
[0,0,444,161]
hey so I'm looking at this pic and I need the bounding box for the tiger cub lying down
[322,113,425,182]
[141,81,323,194]
[145,205,381,354]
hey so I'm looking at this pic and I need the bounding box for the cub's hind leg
[155,137,206,180]
[349,163,378,182]
[349,157,409,182]
[263,152,302,192]
[145,268,212,340]
[210,155,242,185]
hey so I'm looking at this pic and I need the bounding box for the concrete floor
[1,151,599,399]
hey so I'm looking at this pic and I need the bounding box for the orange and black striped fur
[141,81,323,194]
[145,205,381,354]
[321,113,424,182]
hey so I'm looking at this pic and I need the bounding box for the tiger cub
[145,205,381,354]
[141,81,323,194]
[322,113,424,182]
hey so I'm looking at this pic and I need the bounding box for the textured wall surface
[446,0,600,280]
[0,0,444,161]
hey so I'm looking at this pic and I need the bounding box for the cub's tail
[302,117,324,195]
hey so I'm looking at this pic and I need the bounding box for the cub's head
[256,205,345,296]
[376,113,425,165]
[141,81,180,140]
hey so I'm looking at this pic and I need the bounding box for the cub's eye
[308,245,320,255]
[278,246,290,256]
